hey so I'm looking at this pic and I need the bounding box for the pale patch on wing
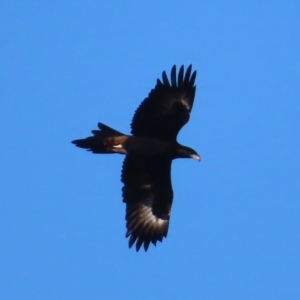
[140,184,151,189]
[180,97,191,111]
[125,194,170,251]
[112,144,123,148]
[121,156,173,251]
[111,144,128,154]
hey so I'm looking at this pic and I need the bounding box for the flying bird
[72,65,200,251]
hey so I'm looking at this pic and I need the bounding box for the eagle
[72,65,200,251]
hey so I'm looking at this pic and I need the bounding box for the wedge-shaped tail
[72,123,125,153]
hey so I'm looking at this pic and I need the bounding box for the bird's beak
[191,154,201,161]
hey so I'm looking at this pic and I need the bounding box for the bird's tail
[72,123,125,153]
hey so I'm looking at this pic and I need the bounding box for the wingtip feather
[136,237,144,251]
[162,71,170,86]
[144,239,151,251]
[129,234,138,249]
[178,65,184,87]
[184,65,192,85]
[190,70,197,87]
[171,65,177,87]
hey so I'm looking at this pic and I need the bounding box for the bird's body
[72,65,200,251]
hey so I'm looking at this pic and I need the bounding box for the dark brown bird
[72,65,200,251]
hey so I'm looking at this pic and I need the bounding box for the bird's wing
[131,65,197,141]
[121,156,173,251]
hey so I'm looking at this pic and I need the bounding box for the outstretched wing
[131,65,197,141]
[121,156,173,251]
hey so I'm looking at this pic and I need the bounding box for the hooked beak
[191,154,201,161]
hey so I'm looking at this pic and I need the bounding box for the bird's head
[175,144,201,161]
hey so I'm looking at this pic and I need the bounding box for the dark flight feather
[122,156,173,251]
[130,65,197,141]
[72,65,199,252]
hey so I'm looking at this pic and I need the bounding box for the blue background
[1,1,300,299]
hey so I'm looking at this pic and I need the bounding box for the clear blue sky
[1,1,300,299]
